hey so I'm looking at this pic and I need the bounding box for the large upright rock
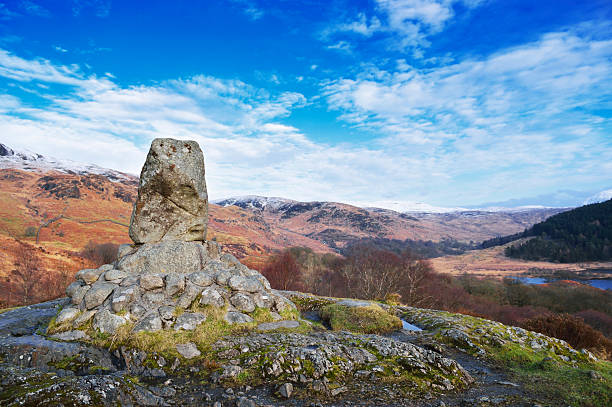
[129,138,208,244]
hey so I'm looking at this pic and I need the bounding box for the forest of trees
[504,199,612,262]
[341,237,478,258]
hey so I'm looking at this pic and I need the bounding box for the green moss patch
[320,304,402,334]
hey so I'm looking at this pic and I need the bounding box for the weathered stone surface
[120,274,140,287]
[230,293,255,313]
[224,311,254,325]
[70,285,90,305]
[133,313,163,332]
[176,342,200,359]
[130,303,147,320]
[165,274,185,296]
[72,310,96,328]
[93,309,127,334]
[143,292,165,304]
[50,330,90,341]
[200,286,225,308]
[228,276,263,293]
[278,382,293,398]
[65,281,84,298]
[203,240,221,259]
[84,282,115,309]
[257,320,300,332]
[55,307,80,324]
[117,243,136,260]
[75,268,104,285]
[158,306,176,320]
[272,293,296,313]
[176,282,202,309]
[252,292,273,309]
[140,274,165,291]
[215,269,233,286]
[105,269,128,281]
[129,138,208,244]
[188,271,214,287]
[117,241,208,275]
[111,286,138,313]
[174,312,206,331]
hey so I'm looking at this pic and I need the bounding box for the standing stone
[129,138,208,244]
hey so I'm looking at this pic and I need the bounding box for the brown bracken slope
[0,166,566,277]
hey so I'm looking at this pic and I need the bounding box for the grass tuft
[320,303,402,334]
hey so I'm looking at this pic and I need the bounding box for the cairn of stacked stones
[57,138,294,336]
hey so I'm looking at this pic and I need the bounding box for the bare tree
[10,241,43,304]
[262,251,304,291]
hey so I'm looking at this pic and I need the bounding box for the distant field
[431,240,612,279]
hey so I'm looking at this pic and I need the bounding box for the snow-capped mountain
[583,189,612,205]
[0,142,136,183]
[214,195,300,211]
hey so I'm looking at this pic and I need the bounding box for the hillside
[504,199,612,262]
[0,142,566,280]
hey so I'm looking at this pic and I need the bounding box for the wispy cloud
[229,0,264,21]
[0,3,19,20]
[72,0,111,18]
[323,0,485,51]
[322,29,612,203]
[20,1,51,18]
[0,26,610,207]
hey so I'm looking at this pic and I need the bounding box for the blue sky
[0,0,610,209]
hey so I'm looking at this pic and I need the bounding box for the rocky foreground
[1,291,610,406]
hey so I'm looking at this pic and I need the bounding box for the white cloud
[0,29,610,208]
[324,0,485,51]
[323,30,612,204]
[327,41,352,53]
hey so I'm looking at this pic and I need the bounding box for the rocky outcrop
[59,239,290,336]
[55,138,294,338]
[129,138,208,244]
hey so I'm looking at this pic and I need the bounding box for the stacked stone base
[56,240,295,336]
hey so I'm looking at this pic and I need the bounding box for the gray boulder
[230,293,256,313]
[84,282,115,309]
[165,274,185,296]
[224,311,254,325]
[176,282,202,309]
[140,274,165,291]
[55,307,80,325]
[134,313,163,332]
[129,138,208,244]
[200,286,225,308]
[72,310,96,328]
[93,309,127,334]
[51,330,90,341]
[174,312,206,331]
[75,268,104,285]
[111,286,138,313]
[214,268,233,286]
[65,281,84,298]
[70,285,90,305]
[104,269,127,282]
[188,271,214,287]
[116,243,136,260]
[117,240,208,275]
[176,342,201,359]
[228,276,263,293]
[158,306,176,320]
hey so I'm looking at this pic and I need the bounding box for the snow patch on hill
[0,142,136,183]
[583,189,612,205]
[213,195,299,211]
